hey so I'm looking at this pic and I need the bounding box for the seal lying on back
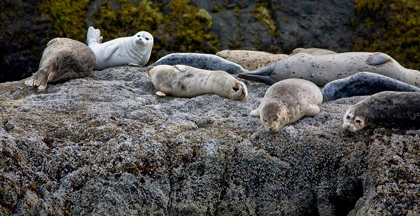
[250,78,323,133]
[342,91,420,132]
[25,38,96,92]
[87,26,153,70]
[238,52,420,87]
[321,72,420,102]
[216,50,289,70]
[148,65,248,100]
[152,53,248,74]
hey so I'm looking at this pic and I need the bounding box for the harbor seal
[290,47,337,56]
[342,91,420,132]
[87,26,153,70]
[238,52,420,87]
[321,72,420,102]
[148,65,248,100]
[25,38,95,92]
[151,53,248,74]
[216,50,289,70]
[250,78,323,133]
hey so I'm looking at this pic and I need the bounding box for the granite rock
[0,66,418,215]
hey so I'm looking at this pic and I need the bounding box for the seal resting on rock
[152,53,248,74]
[87,26,153,70]
[238,52,420,87]
[216,50,289,71]
[342,91,420,132]
[250,78,323,133]
[25,38,96,92]
[148,65,248,100]
[321,72,420,102]
[290,47,337,56]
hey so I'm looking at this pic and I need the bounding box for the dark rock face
[0,66,418,215]
[191,0,356,53]
[0,0,51,83]
[1,0,357,83]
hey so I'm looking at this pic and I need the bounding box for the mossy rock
[353,0,420,70]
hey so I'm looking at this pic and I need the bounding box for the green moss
[40,0,90,41]
[93,0,219,61]
[353,0,420,70]
[162,0,219,53]
[252,3,278,36]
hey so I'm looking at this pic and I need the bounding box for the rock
[0,66,418,215]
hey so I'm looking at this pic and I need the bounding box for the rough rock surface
[1,66,418,215]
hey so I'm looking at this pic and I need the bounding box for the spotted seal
[152,53,248,74]
[216,50,289,70]
[250,78,323,133]
[321,72,420,102]
[25,38,95,92]
[342,91,420,132]
[238,52,420,87]
[148,65,248,100]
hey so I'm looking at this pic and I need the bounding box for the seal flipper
[238,73,278,85]
[303,104,321,117]
[87,26,103,46]
[238,64,277,85]
[366,52,391,65]
[249,109,260,117]
[102,44,119,61]
[156,91,166,97]
[25,65,50,92]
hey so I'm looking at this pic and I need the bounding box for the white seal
[87,26,153,70]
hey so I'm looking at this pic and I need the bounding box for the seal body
[290,47,337,56]
[87,26,153,70]
[250,78,323,133]
[342,91,420,132]
[216,50,289,70]
[25,38,96,92]
[152,53,248,74]
[321,72,420,102]
[238,52,420,87]
[148,65,248,100]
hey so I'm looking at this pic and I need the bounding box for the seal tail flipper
[238,64,277,85]
[24,65,50,92]
[230,80,248,100]
[238,73,278,85]
[87,26,103,46]
[366,52,392,65]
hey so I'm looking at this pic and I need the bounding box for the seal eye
[145,38,149,41]
[273,118,278,122]
[355,119,361,125]
[346,115,351,120]
[137,35,140,37]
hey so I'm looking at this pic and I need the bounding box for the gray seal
[25,38,96,92]
[342,91,420,132]
[152,53,248,74]
[321,72,420,102]
[238,52,420,87]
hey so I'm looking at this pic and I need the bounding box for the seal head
[260,102,288,133]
